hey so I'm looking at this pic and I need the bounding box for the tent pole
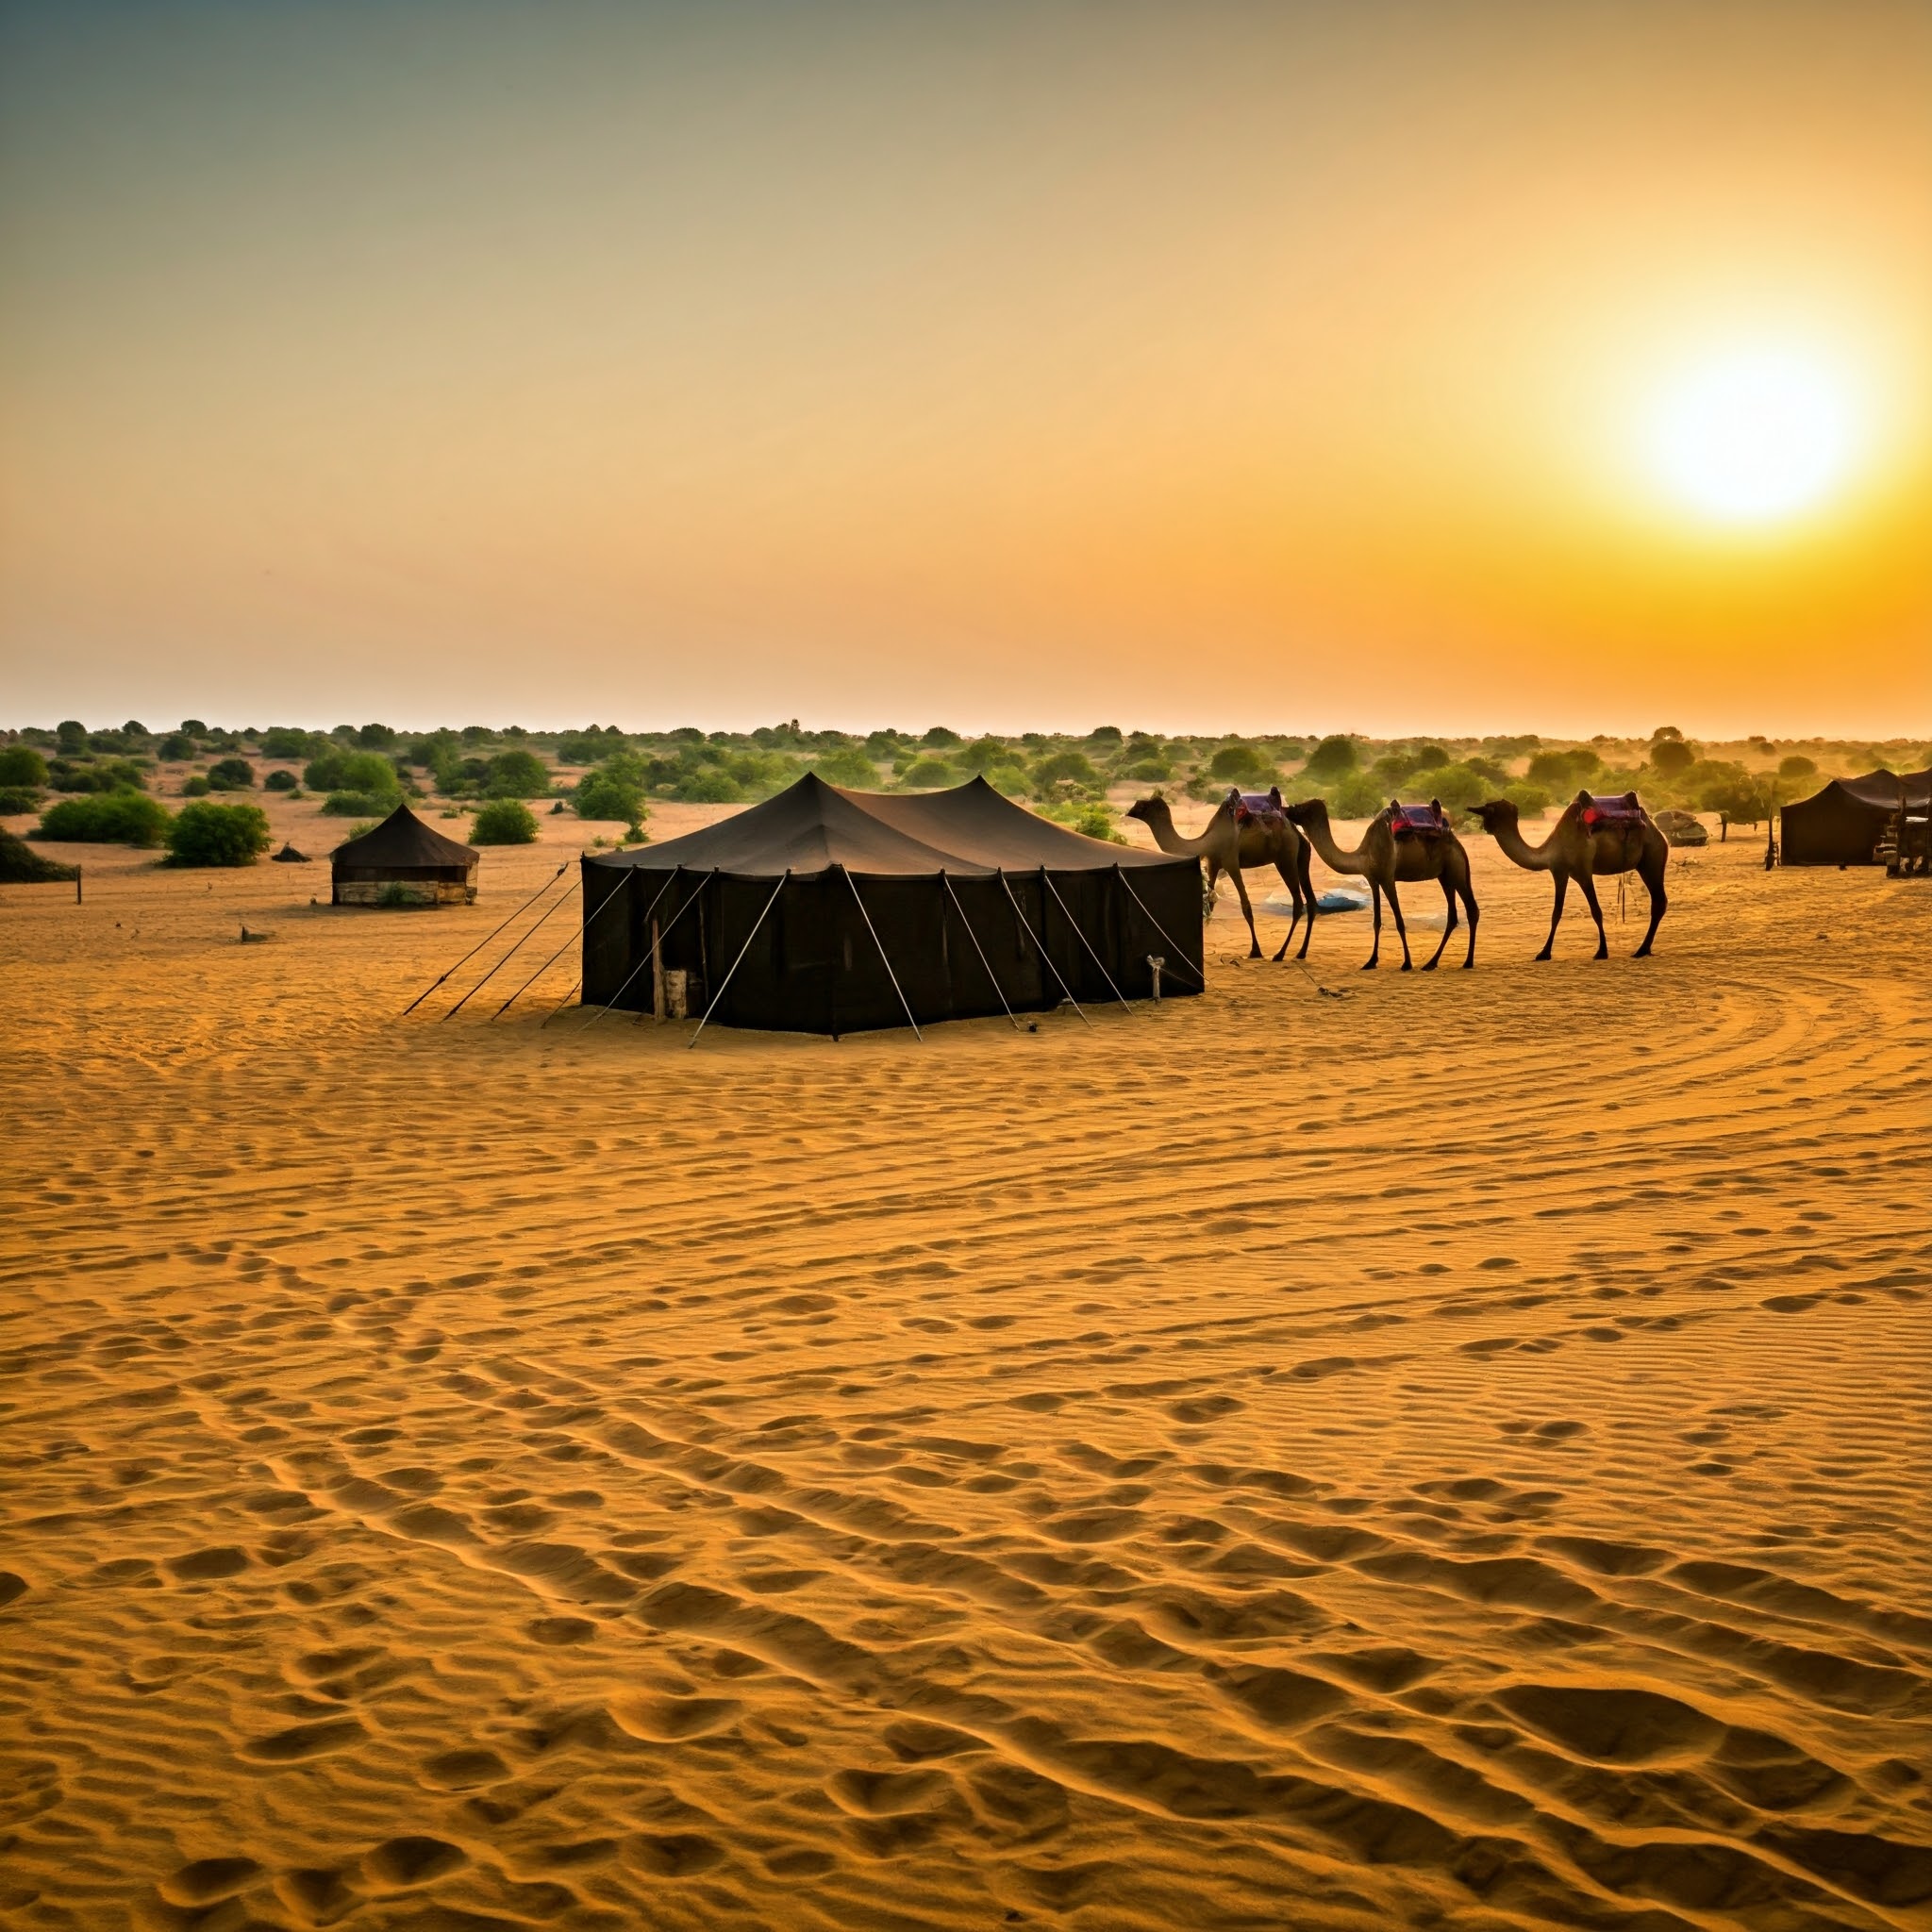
[1041,867,1133,1012]
[581,869,709,1029]
[494,864,660,1021]
[443,874,584,1019]
[402,861,568,1015]
[690,871,791,1047]
[999,869,1091,1027]
[844,868,924,1040]
[1113,867,1204,988]
[941,872,1020,1030]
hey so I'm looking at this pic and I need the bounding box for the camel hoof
[1534,950,1552,962]
[1634,946,1653,958]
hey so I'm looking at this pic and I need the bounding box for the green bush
[35,791,173,846]
[0,825,78,881]
[207,757,256,790]
[264,769,298,791]
[678,768,743,804]
[259,726,323,760]
[920,725,961,747]
[356,722,399,749]
[0,746,48,787]
[808,746,878,787]
[1069,801,1126,843]
[485,748,552,798]
[181,775,212,796]
[305,747,402,798]
[157,731,197,761]
[1650,738,1697,779]
[1527,747,1600,789]
[471,799,538,844]
[1503,781,1553,816]
[985,766,1030,796]
[322,790,400,816]
[1327,772,1387,819]
[1030,750,1101,793]
[1304,735,1359,780]
[1777,754,1818,782]
[956,737,1019,776]
[574,765,647,824]
[56,720,88,756]
[165,800,271,867]
[0,784,42,813]
[1208,742,1273,785]
[898,757,958,790]
[1120,756,1172,781]
[1688,760,1772,822]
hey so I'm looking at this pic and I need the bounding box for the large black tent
[1780,769,1931,867]
[332,805,479,905]
[580,774,1204,1033]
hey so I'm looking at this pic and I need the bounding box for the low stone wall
[333,877,476,907]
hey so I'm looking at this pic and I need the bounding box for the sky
[2,0,1928,740]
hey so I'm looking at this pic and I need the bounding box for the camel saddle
[1388,800,1449,840]
[1580,791,1645,832]
[1231,787,1287,828]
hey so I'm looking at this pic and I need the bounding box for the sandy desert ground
[3,792,1930,1932]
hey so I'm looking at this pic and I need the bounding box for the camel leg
[1363,881,1382,970]
[1634,860,1667,957]
[1294,837,1318,960]
[1421,876,1457,971]
[1537,873,1569,960]
[1577,875,1609,959]
[1227,864,1262,958]
[1460,876,1479,969]
[1387,881,1413,971]
[1269,861,1299,963]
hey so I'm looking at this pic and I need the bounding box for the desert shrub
[56,720,88,755]
[0,746,48,788]
[259,726,322,759]
[157,731,197,761]
[1484,733,1541,759]
[180,718,209,737]
[356,722,399,749]
[207,757,256,791]
[956,737,1019,775]
[1688,761,1771,822]
[863,729,902,758]
[1326,772,1387,819]
[556,734,604,765]
[181,775,212,796]
[1527,747,1600,789]
[322,790,399,816]
[678,767,744,804]
[264,769,298,791]
[808,746,878,788]
[377,880,413,907]
[898,757,958,790]
[0,825,78,881]
[36,791,172,846]
[1304,734,1359,780]
[1503,781,1553,815]
[1405,762,1490,812]
[984,766,1030,796]
[920,725,961,747]
[1121,757,1172,781]
[1208,742,1274,785]
[485,748,551,798]
[305,748,401,797]
[165,800,270,867]
[471,798,538,844]
[1030,750,1101,793]
[1650,737,1697,779]
[1777,754,1818,781]
[574,764,647,824]
[52,758,148,793]
[1069,801,1125,843]
[0,785,43,813]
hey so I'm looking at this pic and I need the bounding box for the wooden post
[75,866,82,905]
[651,917,665,1024]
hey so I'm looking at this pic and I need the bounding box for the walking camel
[1284,797,1479,971]
[1468,791,1669,959]
[1127,790,1319,962]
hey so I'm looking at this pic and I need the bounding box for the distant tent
[331,805,478,906]
[1780,769,1931,867]
[271,842,309,864]
[581,774,1203,1034]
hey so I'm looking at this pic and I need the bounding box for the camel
[1285,796,1478,970]
[1469,791,1669,959]
[1126,789,1318,961]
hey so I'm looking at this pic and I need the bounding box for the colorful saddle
[1580,791,1645,831]
[1388,800,1449,839]
[1231,787,1287,827]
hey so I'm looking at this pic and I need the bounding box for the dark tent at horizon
[332,805,479,905]
[580,774,1204,1034]
[1780,769,1931,867]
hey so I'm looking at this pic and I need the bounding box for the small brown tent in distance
[1780,769,1931,867]
[331,805,478,906]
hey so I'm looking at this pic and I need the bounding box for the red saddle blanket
[1581,791,1644,831]
[1389,801,1448,838]
[1232,788,1286,827]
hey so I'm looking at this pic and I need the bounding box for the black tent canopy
[1781,769,1931,867]
[581,774,1204,1034]
[332,805,479,905]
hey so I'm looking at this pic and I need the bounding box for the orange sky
[2,1,1927,737]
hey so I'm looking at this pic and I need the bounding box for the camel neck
[1302,816,1368,874]
[1491,817,1555,870]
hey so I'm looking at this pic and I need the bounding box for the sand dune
[3,797,1930,1930]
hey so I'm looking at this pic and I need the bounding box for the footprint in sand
[158,1857,262,1906]
[240,1717,366,1763]
[611,1694,743,1741]
[362,1836,469,1889]
[419,1746,511,1790]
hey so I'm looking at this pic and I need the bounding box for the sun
[1641,342,1867,528]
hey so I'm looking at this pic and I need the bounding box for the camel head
[1125,793,1166,824]
[1283,796,1328,830]
[1469,798,1519,836]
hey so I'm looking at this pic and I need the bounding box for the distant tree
[863,729,902,758]
[485,748,551,798]
[157,732,196,761]
[207,757,256,791]
[356,722,398,749]
[1086,724,1123,745]
[1303,734,1359,780]
[808,746,878,788]
[122,719,149,738]
[0,746,48,788]
[1777,755,1818,781]
[264,768,298,791]
[1651,724,1684,741]
[678,768,742,803]
[1208,743,1273,784]
[1029,750,1102,793]
[305,748,400,797]
[181,719,209,737]
[920,725,962,747]
[35,791,172,847]
[165,801,270,867]
[180,775,211,796]
[56,719,87,755]
[1328,771,1387,819]
[556,735,604,764]
[573,761,647,824]
[1650,738,1698,779]
[470,799,538,844]
[897,757,958,790]
[259,726,321,760]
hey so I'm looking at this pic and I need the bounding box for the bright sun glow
[1641,343,1866,527]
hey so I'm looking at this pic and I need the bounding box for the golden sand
[3,793,1929,1931]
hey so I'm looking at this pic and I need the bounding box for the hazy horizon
[4,1,1928,738]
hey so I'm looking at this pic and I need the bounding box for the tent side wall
[332,863,476,907]
[1780,791,1888,866]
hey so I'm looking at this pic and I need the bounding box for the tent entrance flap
[578,776,1204,1035]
